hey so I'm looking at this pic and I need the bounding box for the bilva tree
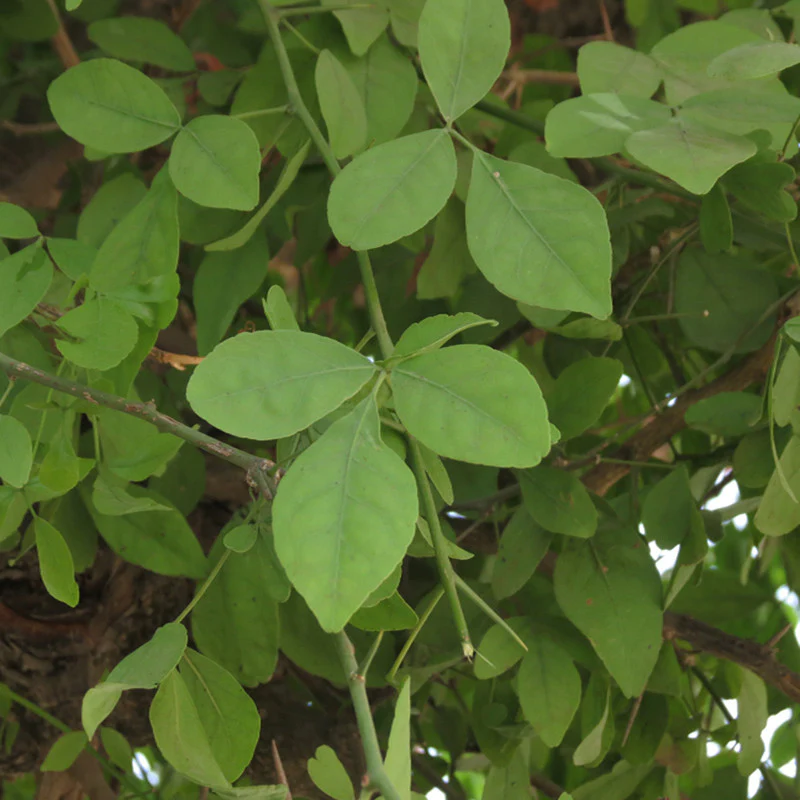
[2,0,800,798]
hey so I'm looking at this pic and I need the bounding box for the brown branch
[503,67,580,86]
[1,120,62,136]
[45,0,80,69]
[271,740,293,800]
[582,336,775,496]
[665,612,800,703]
[531,773,566,799]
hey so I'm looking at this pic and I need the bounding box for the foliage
[3,0,800,799]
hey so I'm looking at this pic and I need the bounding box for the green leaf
[326,0,389,56]
[474,617,531,679]
[205,140,310,252]
[699,184,732,254]
[82,622,187,737]
[482,746,530,800]
[491,508,552,600]
[546,357,623,441]
[96,410,183,481]
[263,285,300,331]
[92,473,171,516]
[56,298,138,370]
[708,41,800,80]
[150,670,231,789]
[736,667,767,776]
[41,731,88,772]
[350,592,418,630]
[383,677,411,800]
[774,346,800,427]
[466,152,612,319]
[99,727,133,771]
[39,426,83,495]
[77,173,146,248]
[418,0,510,121]
[517,636,581,747]
[169,116,261,211]
[675,250,778,353]
[0,414,33,488]
[47,59,181,153]
[191,530,283,686]
[545,94,672,158]
[416,443,454,505]
[194,231,270,355]
[755,434,800,536]
[316,49,367,158]
[0,202,38,239]
[554,528,663,697]
[625,116,757,195]
[681,86,800,150]
[187,331,377,440]
[328,129,457,250]
[212,788,287,800]
[108,623,188,684]
[90,169,179,292]
[336,34,418,146]
[577,41,661,97]
[518,466,598,539]
[416,197,477,300]
[642,466,704,549]
[573,684,611,766]
[570,761,652,800]
[392,345,550,468]
[180,649,261,782]
[684,392,762,436]
[734,431,775,490]
[650,20,764,104]
[88,17,195,71]
[724,161,797,223]
[392,313,496,360]
[273,396,417,632]
[223,524,258,554]
[509,140,577,183]
[86,485,207,578]
[47,237,96,281]
[34,517,79,607]
[308,745,354,800]
[0,244,53,338]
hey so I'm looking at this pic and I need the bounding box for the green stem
[281,17,322,55]
[387,586,445,684]
[260,1,339,175]
[174,549,232,624]
[409,439,472,659]
[232,105,290,121]
[279,2,376,15]
[0,352,276,496]
[358,630,384,677]
[334,632,403,800]
[453,573,527,652]
[259,0,393,357]
[0,378,15,411]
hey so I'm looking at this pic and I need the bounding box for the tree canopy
[3,1,800,799]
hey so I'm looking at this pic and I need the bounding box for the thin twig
[1,120,62,136]
[45,0,80,68]
[0,352,276,496]
[271,740,293,800]
[410,439,473,658]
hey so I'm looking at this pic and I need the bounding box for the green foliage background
[3,0,800,798]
